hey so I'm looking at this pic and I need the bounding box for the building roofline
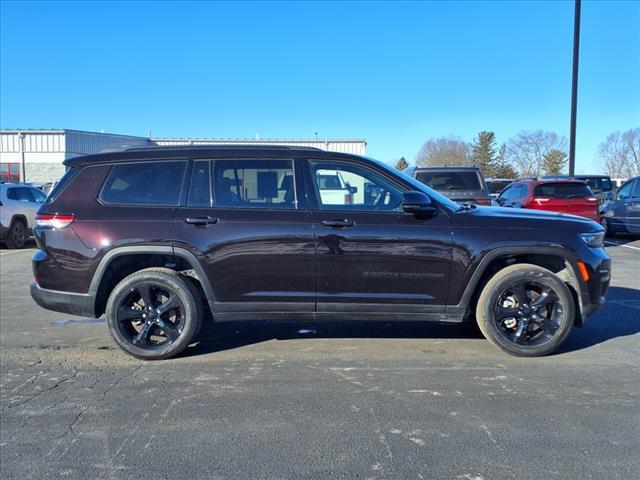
[0,128,148,139]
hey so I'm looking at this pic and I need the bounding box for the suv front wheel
[476,263,575,357]
[105,268,202,360]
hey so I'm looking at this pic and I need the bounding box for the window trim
[97,160,188,208]
[306,158,408,213]
[186,159,213,209]
[209,158,299,211]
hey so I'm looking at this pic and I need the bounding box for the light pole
[568,0,581,176]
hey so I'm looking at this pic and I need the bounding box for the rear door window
[534,183,592,199]
[100,161,187,206]
[212,159,296,209]
[416,171,481,191]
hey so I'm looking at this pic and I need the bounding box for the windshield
[534,182,593,199]
[578,177,613,192]
[487,180,513,194]
[415,171,482,191]
[363,157,463,211]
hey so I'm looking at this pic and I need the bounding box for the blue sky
[1,0,638,172]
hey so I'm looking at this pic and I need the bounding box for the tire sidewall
[7,220,26,249]
[106,270,199,360]
[477,265,575,357]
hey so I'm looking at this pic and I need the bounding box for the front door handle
[321,219,355,228]
[185,216,219,227]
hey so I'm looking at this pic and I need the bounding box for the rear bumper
[30,282,96,317]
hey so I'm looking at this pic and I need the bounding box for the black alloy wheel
[476,263,575,357]
[116,283,185,349]
[106,268,202,360]
[493,280,563,347]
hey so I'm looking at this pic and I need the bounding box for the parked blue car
[600,176,640,236]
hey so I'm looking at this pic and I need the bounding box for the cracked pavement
[1,238,639,479]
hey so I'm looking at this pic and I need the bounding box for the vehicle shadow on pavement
[184,319,482,358]
[558,286,640,354]
[183,286,639,358]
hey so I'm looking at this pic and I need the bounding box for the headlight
[580,232,604,247]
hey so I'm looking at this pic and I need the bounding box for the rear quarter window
[45,167,79,204]
[99,161,187,206]
[534,183,592,199]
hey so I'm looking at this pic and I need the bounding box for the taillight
[475,198,491,205]
[344,194,352,205]
[35,214,76,229]
[532,197,551,205]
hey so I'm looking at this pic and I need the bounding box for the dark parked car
[542,175,614,203]
[404,166,491,205]
[486,178,515,201]
[31,146,610,359]
[600,176,640,236]
[497,179,600,222]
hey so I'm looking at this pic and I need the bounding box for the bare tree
[504,130,568,177]
[597,128,640,178]
[415,136,471,167]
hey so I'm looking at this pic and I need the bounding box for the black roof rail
[119,144,323,152]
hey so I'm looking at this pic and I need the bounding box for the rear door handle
[321,219,355,227]
[184,216,219,227]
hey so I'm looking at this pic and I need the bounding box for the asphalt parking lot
[1,238,639,480]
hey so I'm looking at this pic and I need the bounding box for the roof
[512,178,589,185]
[63,144,356,167]
[413,166,481,171]
[152,137,366,143]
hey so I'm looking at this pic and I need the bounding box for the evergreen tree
[492,162,517,179]
[471,131,498,175]
[394,156,409,170]
[543,149,568,175]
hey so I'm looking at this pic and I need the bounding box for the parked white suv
[0,183,47,248]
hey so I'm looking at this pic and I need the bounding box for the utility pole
[568,0,581,176]
[18,132,26,182]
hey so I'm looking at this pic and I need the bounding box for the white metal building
[0,129,367,183]
[0,130,149,183]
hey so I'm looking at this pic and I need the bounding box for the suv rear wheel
[476,263,575,357]
[105,268,202,360]
[5,219,26,249]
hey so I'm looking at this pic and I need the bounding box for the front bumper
[30,282,96,317]
[575,246,611,321]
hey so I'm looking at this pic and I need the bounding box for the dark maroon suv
[31,146,611,359]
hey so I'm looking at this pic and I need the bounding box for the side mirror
[402,191,436,215]
[497,197,505,205]
[348,186,358,194]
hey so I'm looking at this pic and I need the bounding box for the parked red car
[497,179,599,221]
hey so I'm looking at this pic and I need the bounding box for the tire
[105,268,202,360]
[5,220,26,249]
[475,263,575,357]
[603,218,616,238]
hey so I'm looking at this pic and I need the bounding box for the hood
[453,206,602,231]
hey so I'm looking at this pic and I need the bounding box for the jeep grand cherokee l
[30,146,610,359]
